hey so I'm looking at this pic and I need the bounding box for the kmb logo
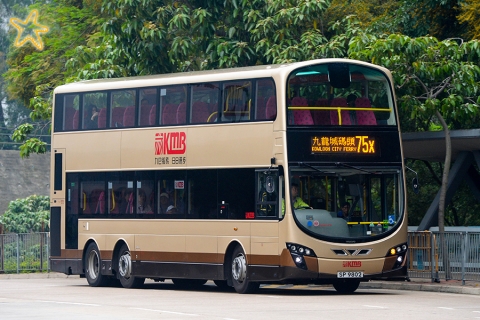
[155,132,186,155]
[343,261,362,268]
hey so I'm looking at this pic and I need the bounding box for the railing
[1,231,479,283]
[0,233,49,274]
[408,231,480,284]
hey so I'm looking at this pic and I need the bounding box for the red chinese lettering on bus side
[155,132,186,155]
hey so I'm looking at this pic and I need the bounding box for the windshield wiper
[335,162,376,174]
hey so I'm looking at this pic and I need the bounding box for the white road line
[363,305,386,309]
[39,300,100,307]
[438,307,454,310]
[131,307,199,316]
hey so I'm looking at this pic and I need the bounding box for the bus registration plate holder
[337,271,363,278]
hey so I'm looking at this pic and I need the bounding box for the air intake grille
[331,249,372,256]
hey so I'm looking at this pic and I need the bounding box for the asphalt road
[0,276,480,320]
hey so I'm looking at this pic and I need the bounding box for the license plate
[337,271,363,278]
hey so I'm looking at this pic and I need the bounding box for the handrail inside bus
[288,106,392,112]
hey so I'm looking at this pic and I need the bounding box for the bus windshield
[289,166,403,241]
[287,62,396,126]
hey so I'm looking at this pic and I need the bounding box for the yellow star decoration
[9,9,49,51]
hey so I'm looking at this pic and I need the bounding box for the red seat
[291,97,313,125]
[123,106,135,127]
[330,98,351,125]
[162,103,178,125]
[265,96,277,120]
[149,105,157,125]
[125,192,134,214]
[63,106,76,130]
[176,102,187,124]
[111,107,125,127]
[355,98,377,125]
[312,98,330,125]
[97,108,107,128]
[73,110,89,130]
[191,101,210,123]
[140,104,153,126]
[95,191,105,214]
[256,97,267,120]
[87,189,104,214]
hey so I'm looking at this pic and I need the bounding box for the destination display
[311,135,378,155]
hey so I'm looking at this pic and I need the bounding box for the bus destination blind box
[311,135,379,155]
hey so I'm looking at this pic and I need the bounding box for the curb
[360,281,480,295]
[0,272,71,280]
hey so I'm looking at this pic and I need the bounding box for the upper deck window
[287,63,396,127]
[54,77,277,132]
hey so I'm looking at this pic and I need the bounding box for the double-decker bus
[50,58,408,294]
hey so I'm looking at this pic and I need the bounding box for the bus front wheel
[116,244,145,289]
[230,245,259,294]
[332,279,360,294]
[84,242,108,287]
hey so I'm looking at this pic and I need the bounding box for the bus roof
[54,58,389,94]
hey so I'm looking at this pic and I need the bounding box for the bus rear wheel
[116,244,145,289]
[332,279,360,294]
[84,242,108,287]
[230,245,259,294]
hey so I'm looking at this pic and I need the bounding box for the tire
[333,279,360,294]
[172,279,207,288]
[116,244,145,288]
[213,280,233,291]
[84,242,108,287]
[230,245,259,294]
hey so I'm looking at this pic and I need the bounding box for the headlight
[286,243,317,270]
[386,243,408,257]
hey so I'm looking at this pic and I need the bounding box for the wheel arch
[222,240,246,284]
[111,239,129,276]
[82,239,99,273]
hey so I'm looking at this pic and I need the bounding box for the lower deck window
[66,168,262,220]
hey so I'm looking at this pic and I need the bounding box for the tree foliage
[457,0,480,40]
[4,0,102,156]
[396,0,466,40]
[0,195,50,234]
[350,34,480,132]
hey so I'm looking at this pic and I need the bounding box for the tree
[0,195,50,234]
[350,34,480,279]
[68,0,332,78]
[3,0,102,157]
[457,0,480,40]
[396,0,466,40]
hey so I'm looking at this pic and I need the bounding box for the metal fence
[0,233,49,274]
[1,231,479,282]
[408,231,480,283]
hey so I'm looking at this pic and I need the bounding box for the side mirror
[266,175,275,193]
[412,177,420,194]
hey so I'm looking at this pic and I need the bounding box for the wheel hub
[232,254,247,282]
[118,252,132,278]
[87,250,99,280]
